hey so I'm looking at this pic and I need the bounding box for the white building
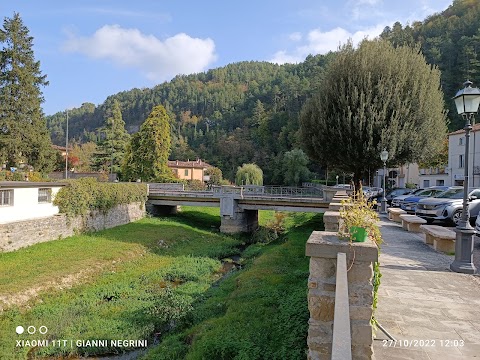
[448,123,480,187]
[374,163,420,188]
[0,182,66,224]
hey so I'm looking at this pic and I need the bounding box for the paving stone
[372,215,480,360]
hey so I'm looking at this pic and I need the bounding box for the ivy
[53,178,147,216]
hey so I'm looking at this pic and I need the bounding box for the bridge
[147,184,330,233]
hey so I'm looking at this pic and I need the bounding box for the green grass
[142,212,324,360]
[0,207,323,360]
[0,207,243,359]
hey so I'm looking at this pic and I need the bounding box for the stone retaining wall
[0,202,145,252]
[306,231,378,360]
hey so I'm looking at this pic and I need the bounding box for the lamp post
[380,149,389,213]
[450,80,480,274]
[336,175,339,186]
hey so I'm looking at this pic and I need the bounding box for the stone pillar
[306,231,378,360]
[219,196,258,233]
[324,211,343,232]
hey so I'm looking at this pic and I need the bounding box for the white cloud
[63,25,217,82]
[288,32,302,42]
[270,24,385,64]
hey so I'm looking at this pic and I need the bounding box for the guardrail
[148,184,323,199]
[331,252,352,360]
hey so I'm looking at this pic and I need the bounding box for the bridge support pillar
[219,196,258,233]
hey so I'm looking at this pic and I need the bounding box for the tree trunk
[353,171,363,199]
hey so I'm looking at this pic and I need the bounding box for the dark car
[385,188,415,205]
[391,188,425,207]
[400,186,449,214]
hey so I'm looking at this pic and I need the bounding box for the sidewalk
[373,216,480,360]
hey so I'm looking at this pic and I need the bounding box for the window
[38,188,52,203]
[459,137,464,146]
[459,154,464,168]
[0,189,13,206]
[436,180,445,186]
[184,169,189,176]
[423,180,430,188]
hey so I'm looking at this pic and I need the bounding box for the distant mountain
[46,56,334,182]
[380,0,480,130]
[46,0,479,181]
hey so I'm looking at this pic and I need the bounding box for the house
[448,124,480,187]
[374,163,421,188]
[167,159,211,182]
[0,181,66,224]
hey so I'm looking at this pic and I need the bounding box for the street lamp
[380,149,389,213]
[451,80,480,274]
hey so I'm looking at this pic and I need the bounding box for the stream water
[49,255,243,360]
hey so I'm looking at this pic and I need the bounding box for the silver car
[416,187,480,225]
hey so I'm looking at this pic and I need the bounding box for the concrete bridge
[147,184,330,233]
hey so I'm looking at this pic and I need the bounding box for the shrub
[53,178,148,216]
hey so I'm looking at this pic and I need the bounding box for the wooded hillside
[46,0,478,181]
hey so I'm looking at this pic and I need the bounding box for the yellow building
[168,159,211,182]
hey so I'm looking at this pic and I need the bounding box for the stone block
[434,238,455,253]
[351,345,373,360]
[347,262,374,284]
[308,295,335,322]
[310,257,336,279]
[349,305,373,321]
[351,323,373,345]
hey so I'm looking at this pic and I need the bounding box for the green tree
[235,163,263,185]
[95,99,130,173]
[205,166,223,186]
[0,13,55,172]
[300,40,447,190]
[122,105,173,181]
[70,141,97,172]
[282,148,311,186]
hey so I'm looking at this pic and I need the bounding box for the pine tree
[94,99,130,174]
[0,13,55,172]
[122,105,173,181]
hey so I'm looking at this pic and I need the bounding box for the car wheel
[451,210,462,226]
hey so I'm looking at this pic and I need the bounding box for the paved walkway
[373,216,480,360]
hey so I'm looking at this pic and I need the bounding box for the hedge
[53,178,148,216]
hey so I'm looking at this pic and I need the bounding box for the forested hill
[46,56,334,182]
[380,0,480,130]
[46,0,480,181]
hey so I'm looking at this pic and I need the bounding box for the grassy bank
[0,208,241,359]
[142,212,324,360]
[0,208,323,360]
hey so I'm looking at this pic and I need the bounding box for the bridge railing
[148,183,323,199]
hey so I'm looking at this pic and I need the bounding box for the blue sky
[1,0,452,115]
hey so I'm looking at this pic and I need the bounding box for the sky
[1,0,453,116]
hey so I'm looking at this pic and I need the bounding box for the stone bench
[399,214,427,233]
[419,225,456,253]
[387,208,407,223]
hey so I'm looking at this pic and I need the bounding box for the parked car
[369,187,407,208]
[391,188,424,207]
[400,186,449,214]
[474,213,480,234]
[416,187,480,225]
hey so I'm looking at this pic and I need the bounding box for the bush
[53,178,148,216]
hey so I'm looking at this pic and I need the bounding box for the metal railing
[148,184,323,199]
[331,252,352,360]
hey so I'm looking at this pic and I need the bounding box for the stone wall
[0,202,145,252]
[306,231,378,360]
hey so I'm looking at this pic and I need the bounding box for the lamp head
[380,149,389,162]
[453,80,480,115]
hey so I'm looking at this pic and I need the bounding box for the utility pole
[65,110,69,179]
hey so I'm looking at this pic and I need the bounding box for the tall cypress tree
[0,13,55,172]
[94,99,130,174]
[122,105,172,181]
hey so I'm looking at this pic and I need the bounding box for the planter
[350,226,368,242]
